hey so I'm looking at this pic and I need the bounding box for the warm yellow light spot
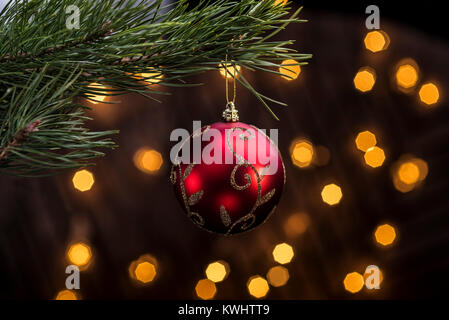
[393,157,428,193]
[355,131,377,152]
[419,83,440,106]
[321,183,343,206]
[205,260,230,283]
[274,0,288,5]
[55,289,78,300]
[87,82,108,104]
[353,67,376,92]
[364,30,389,53]
[343,272,364,294]
[134,262,156,283]
[290,139,314,168]
[219,61,241,79]
[132,68,164,85]
[279,59,301,80]
[272,243,294,264]
[266,266,289,287]
[247,276,270,298]
[72,169,95,192]
[67,242,92,267]
[364,146,386,168]
[128,254,158,285]
[374,224,397,246]
[284,212,309,238]
[398,162,420,185]
[195,279,217,300]
[133,148,163,174]
[396,63,419,89]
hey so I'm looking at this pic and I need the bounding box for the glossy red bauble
[170,121,285,235]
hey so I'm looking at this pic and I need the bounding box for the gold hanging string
[225,54,237,105]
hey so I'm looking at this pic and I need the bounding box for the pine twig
[0,119,41,161]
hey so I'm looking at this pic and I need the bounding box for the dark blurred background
[0,0,448,299]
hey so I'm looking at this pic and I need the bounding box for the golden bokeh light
[135,262,157,283]
[398,162,420,185]
[374,224,397,246]
[364,30,390,53]
[364,146,386,168]
[283,212,309,238]
[72,169,95,192]
[87,82,108,104]
[219,61,241,79]
[267,266,290,287]
[290,139,314,168]
[136,68,164,85]
[355,131,377,152]
[343,272,364,294]
[133,148,163,174]
[67,242,92,268]
[55,289,78,300]
[321,183,343,206]
[419,82,440,106]
[129,254,158,285]
[279,59,301,81]
[195,279,217,300]
[247,276,270,298]
[393,157,428,193]
[272,243,294,264]
[353,67,376,92]
[205,260,230,283]
[395,60,419,90]
[274,0,288,5]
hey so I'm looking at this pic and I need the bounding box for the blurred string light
[72,169,95,192]
[272,243,294,264]
[55,289,79,300]
[364,146,386,168]
[290,139,314,168]
[279,59,301,81]
[219,61,241,79]
[392,156,428,193]
[274,0,288,5]
[266,266,289,287]
[195,279,217,300]
[247,275,270,298]
[67,242,92,269]
[353,67,376,92]
[321,183,343,206]
[364,30,390,53]
[129,254,158,284]
[205,260,230,283]
[419,82,440,106]
[133,148,163,174]
[135,68,164,85]
[283,212,309,238]
[355,130,377,152]
[343,272,364,294]
[374,224,397,247]
[395,59,419,92]
[87,82,108,104]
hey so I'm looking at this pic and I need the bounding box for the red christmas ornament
[171,103,285,235]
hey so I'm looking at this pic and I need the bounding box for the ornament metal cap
[222,102,239,122]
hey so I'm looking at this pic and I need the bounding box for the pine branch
[0,0,310,176]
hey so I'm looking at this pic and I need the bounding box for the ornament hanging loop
[222,53,239,122]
